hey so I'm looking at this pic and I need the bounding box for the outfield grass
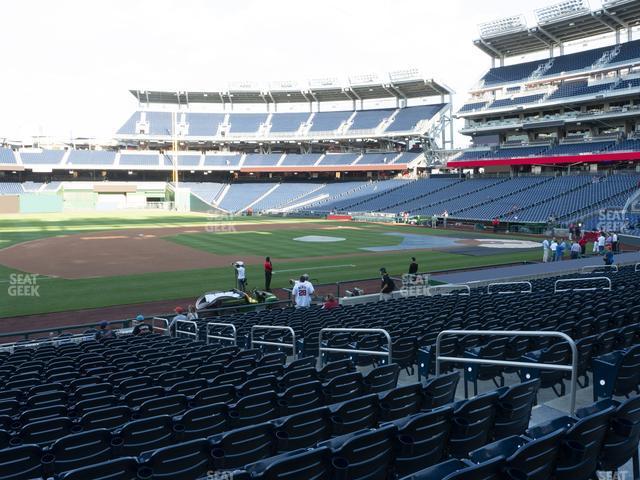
[0,212,543,318]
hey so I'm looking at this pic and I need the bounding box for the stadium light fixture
[478,15,527,38]
[128,171,133,175]
[534,0,589,24]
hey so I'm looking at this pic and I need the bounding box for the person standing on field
[264,256,273,291]
[542,238,550,263]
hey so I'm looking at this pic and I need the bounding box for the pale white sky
[0,0,605,145]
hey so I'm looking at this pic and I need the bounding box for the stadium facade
[450,0,640,174]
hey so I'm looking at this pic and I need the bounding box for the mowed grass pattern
[166,228,405,258]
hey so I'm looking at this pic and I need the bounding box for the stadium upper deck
[116,71,454,159]
[450,0,640,171]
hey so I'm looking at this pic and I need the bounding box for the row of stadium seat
[0,150,419,168]
[479,39,640,87]
[116,105,446,137]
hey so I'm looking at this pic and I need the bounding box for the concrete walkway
[431,250,640,286]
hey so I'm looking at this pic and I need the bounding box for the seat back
[111,415,174,456]
[174,403,227,441]
[242,446,333,480]
[210,422,276,470]
[273,407,332,451]
[391,406,454,477]
[138,438,211,480]
[494,379,540,439]
[46,428,112,474]
[378,384,424,422]
[330,394,379,436]
[279,381,324,416]
[57,457,140,480]
[449,391,499,458]
[422,372,460,409]
[363,364,400,394]
[507,428,565,480]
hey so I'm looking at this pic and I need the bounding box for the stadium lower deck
[1,256,640,480]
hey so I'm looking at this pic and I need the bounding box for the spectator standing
[612,232,619,253]
[556,239,566,261]
[408,257,419,275]
[578,236,587,256]
[168,307,187,336]
[570,241,581,260]
[542,238,550,263]
[604,246,615,266]
[597,232,606,253]
[550,239,558,262]
[292,275,314,309]
[264,256,273,291]
[492,218,499,233]
[380,268,396,301]
[234,262,246,291]
[186,305,198,321]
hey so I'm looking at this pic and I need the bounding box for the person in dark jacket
[380,268,396,301]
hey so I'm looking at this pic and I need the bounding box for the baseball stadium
[2,0,640,479]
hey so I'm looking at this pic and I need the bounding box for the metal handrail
[175,320,199,339]
[152,317,169,335]
[206,322,237,345]
[0,333,95,353]
[435,329,578,415]
[580,264,619,274]
[319,328,392,366]
[487,281,533,295]
[554,276,612,292]
[427,284,471,296]
[251,325,296,358]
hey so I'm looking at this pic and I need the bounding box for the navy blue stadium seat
[138,438,212,479]
[111,415,174,456]
[273,407,332,451]
[57,457,140,480]
[593,345,640,400]
[43,428,113,475]
[448,391,499,458]
[241,446,333,480]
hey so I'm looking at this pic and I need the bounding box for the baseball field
[0,211,542,323]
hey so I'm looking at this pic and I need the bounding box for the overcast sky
[0,0,606,146]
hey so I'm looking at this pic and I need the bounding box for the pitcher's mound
[294,235,346,243]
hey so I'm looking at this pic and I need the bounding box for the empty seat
[43,428,113,475]
[390,406,454,477]
[228,391,279,428]
[593,345,640,400]
[448,391,499,458]
[241,446,333,480]
[320,424,395,480]
[493,379,540,440]
[57,457,140,480]
[422,372,459,409]
[363,364,400,394]
[80,406,132,430]
[173,403,227,441]
[279,380,324,415]
[137,394,188,418]
[330,394,378,436]
[273,407,332,451]
[401,456,505,480]
[0,444,44,479]
[138,438,212,480]
[210,422,276,469]
[111,415,174,456]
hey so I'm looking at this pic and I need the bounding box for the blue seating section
[318,153,360,165]
[0,148,16,164]
[481,39,640,86]
[20,150,65,165]
[218,183,277,212]
[548,80,613,100]
[308,111,351,132]
[67,150,116,166]
[164,154,202,167]
[280,153,321,166]
[489,94,544,109]
[1,265,638,480]
[116,112,139,135]
[227,113,268,133]
[186,113,225,136]
[269,112,310,133]
[203,155,242,167]
[146,112,173,136]
[119,153,159,167]
[181,182,225,204]
[251,183,325,211]
[243,154,282,167]
[488,146,549,159]
[458,101,487,113]
[348,109,394,131]
[544,141,613,156]
[0,183,23,195]
[385,104,445,132]
[609,139,640,152]
[357,153,398,165]
[615,77,640,90]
